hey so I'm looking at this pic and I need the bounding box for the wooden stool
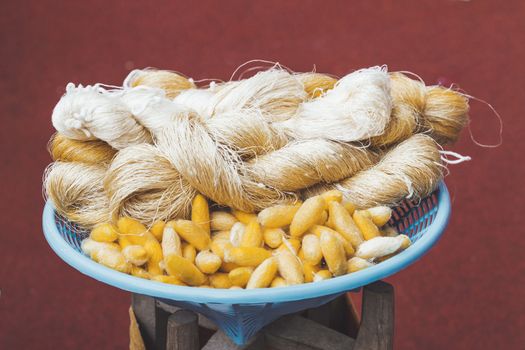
[130,281,394,350]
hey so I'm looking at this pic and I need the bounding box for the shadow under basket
[42,182,451,345]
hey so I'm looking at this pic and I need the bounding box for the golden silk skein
[127,69,196,99]
[49,133,117,165]
[206,110,289,159]
[371,73,468,147]
[44,162,110,228]
[247,139,379,192]
[104,144,196,226]
[305,134,442,208]
[155,115,296,213]
[423,85,469,145]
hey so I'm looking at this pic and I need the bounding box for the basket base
[158,293,343,345]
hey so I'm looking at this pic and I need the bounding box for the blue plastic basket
[42,182,450,345]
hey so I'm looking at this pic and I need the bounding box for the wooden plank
[166,310,199,350]
[155,300,172,350]
[354,281,394,350]
[131,294,157,350]
[306,294,351,335]
[202,330,265,350]
[157,301,219,331]
[265,315,354,350]
[345,293,361,339]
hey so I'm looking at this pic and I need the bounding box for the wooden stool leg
[166,310,199,350]
[131,294,157,350]
[155,301,172,350]
[354,281,395,350]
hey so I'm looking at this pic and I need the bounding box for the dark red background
[1,1,524,349]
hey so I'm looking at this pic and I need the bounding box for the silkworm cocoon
[347,257,375,273]
[257,203,301,228]
[182,243,197,263]
[151,275,186,286]
[122,245,149,266]
[192,194,210,234]
[210,238,233,260]
[150,221,166,242]
[353,210,381,241]
[232,210,257,224]
[130,266,151,279]
[277,237,301,255]
[317,210,328,225]
[328,201,363,248]
[161,224,182,258]
[313,270,332,282]
[165,254,207,286]
[320,231,347,276]
[117,217,149,239]
[195,251,222,274]
[209,273,232,289]
[301,234,323,265]
[342,201,356,215]
[366,206,392,227]
[212,230,231,242]
[290,196,326,237]
[224,247,272,267]
[270,277,289,288]
[381,225,399,237]
[240,220,263,247]
[220,261,240,273]
[276,250,304,285]
[320,190,343,205]
[171,220,211,251]
[246,257,278,289]
[308,225,355,256]
[210,211,238,231]
[90,247,131,274]
[116,217,164,274]
[228,267,253,287]
[81,238,120,256]
[356,235,411,260]
[90,223,119,243]
[143,238,164,276]
[263,228,285,248]
[229,222,246,247]
[303,262,321,283]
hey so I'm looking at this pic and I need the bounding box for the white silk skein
[280,66,392,142]
[51,84,152,149]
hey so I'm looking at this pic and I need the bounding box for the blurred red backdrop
[1,1,524,349]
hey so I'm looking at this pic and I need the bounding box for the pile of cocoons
[81,190,410,289]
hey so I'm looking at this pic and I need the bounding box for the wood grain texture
[264,315,354,350]
[166,310,199,350]
[354,281,394,350]
[131,294,157,350]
